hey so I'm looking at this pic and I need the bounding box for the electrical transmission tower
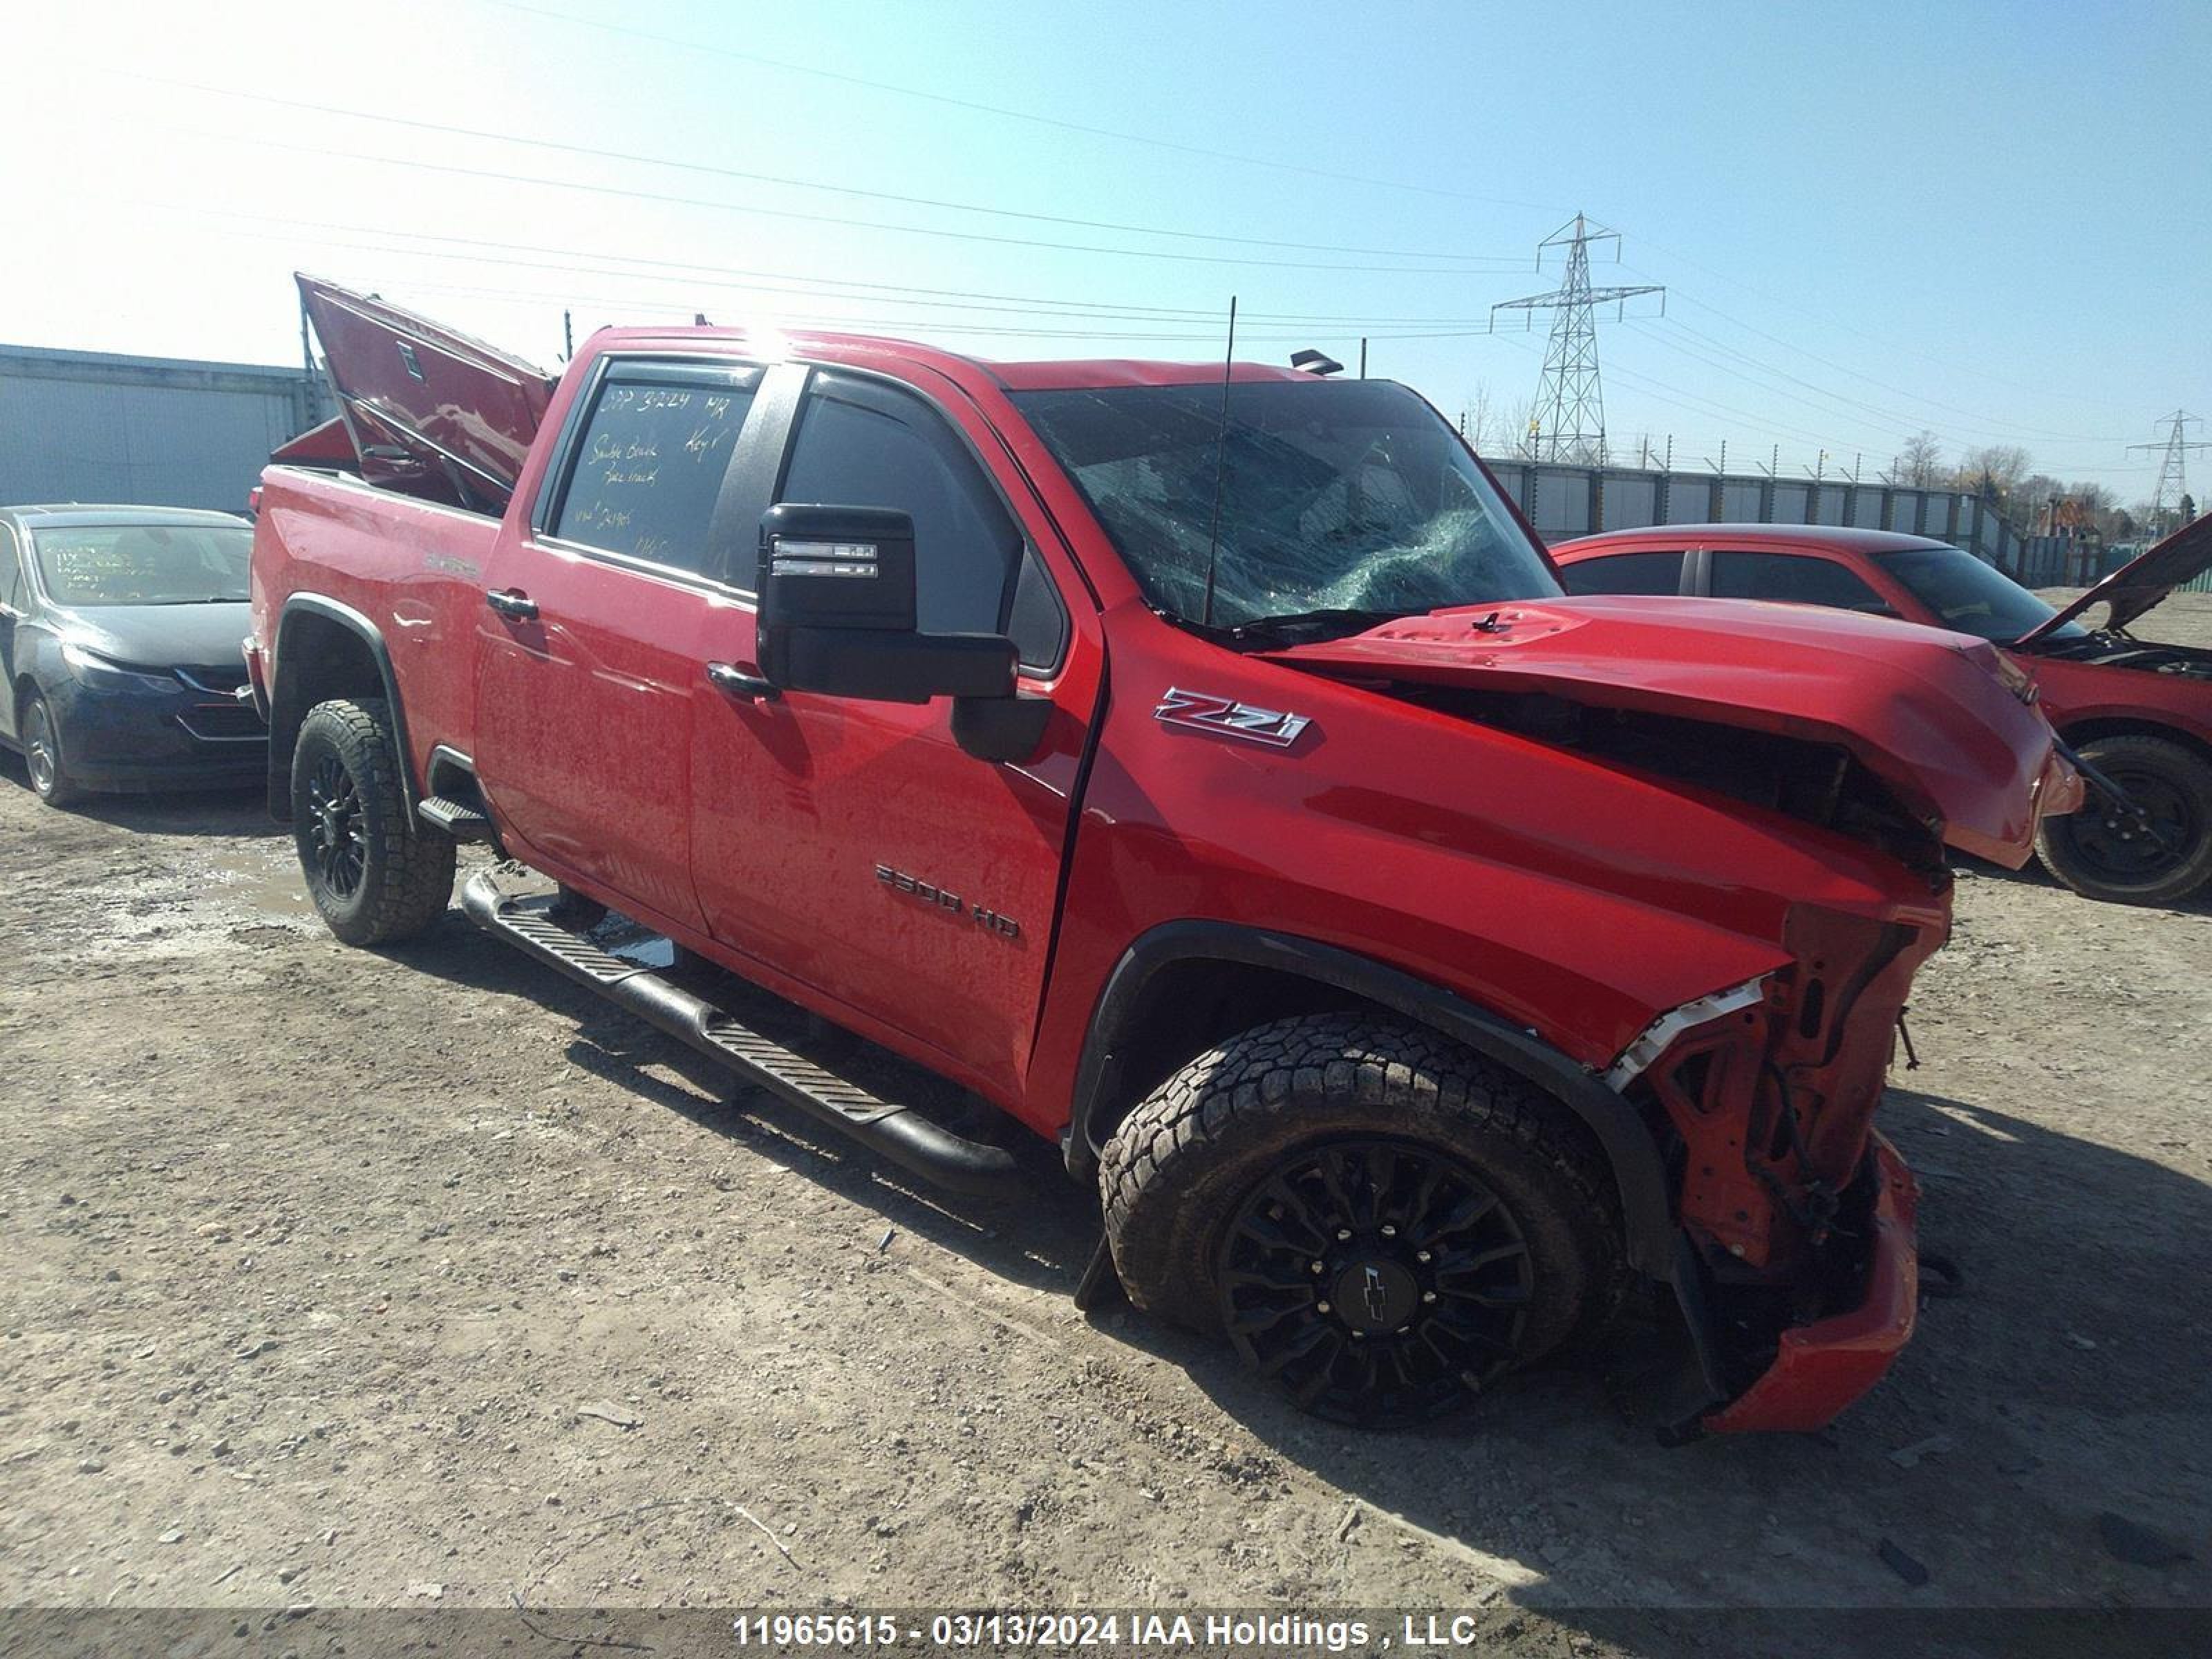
[2128,410,2208,536]
[1491,213,1664,464]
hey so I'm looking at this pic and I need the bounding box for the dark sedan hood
[2018,514,2212,642]
[57,602,254,671]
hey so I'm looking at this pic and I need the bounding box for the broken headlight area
[1614,907,1940,1431]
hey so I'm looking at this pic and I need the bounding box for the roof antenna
[1200,295,1238,628]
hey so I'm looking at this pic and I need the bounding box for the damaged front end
[1611,905,1940,1436]
[1257,597,2082,1434]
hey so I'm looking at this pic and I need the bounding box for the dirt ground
[2,594,2208,1656]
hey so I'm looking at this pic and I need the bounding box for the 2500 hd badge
[875,863,1022,941]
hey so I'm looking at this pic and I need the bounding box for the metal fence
[1488,458,2105,588]
[0,344,321,514]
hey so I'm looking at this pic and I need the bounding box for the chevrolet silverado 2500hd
[246,277,2079,1432]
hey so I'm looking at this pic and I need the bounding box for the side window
[779,373,1047,653]
[551,363,761,577]
[0,528,21,610]
[1558,550,1683,596]
[1712,551,1888,612]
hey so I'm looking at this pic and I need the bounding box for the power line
[336,273,1395,346]
[1622,318,2130,464]
[1618,263,2124,442]
[126,199,1546,336]
[1617,238,2143,418]
[176,124,1535,277]
[485,0,1568,214]
[131,74,1529,266]
[1486,328,1858,454]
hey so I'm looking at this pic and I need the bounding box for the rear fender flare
[1065,920,1677,1280]
[269,594,418,815]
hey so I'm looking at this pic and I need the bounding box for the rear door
[474,356,764,933]
[687,364,1096,1105]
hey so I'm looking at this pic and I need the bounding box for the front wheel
[291,698,456,945]
[1099,1014,1620,1427]
[20,691,82,807]
[2037,733,2212,906]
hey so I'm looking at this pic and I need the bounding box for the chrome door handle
[484,588,538,621]
[706,661,780,703]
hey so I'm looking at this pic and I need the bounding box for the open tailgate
[295,274,554,510]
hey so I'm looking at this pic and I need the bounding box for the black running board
[418,794,496,842]
[460,872,1024,1198]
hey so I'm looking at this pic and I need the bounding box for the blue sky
[7,0,2205,499]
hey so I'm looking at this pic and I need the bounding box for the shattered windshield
[1012,379,1557,634]
[1875,543,2088,644]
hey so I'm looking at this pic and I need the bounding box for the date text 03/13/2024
[730,1612,1524,1651]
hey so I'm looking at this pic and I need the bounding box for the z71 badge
[1153,687,1312,749]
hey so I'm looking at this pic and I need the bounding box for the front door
[0,526,23,740]
[689,366,1097,1106]
[474,357,765,934]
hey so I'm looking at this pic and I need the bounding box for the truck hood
[55,601,254,671]
[296,273,553,509]
[1262,595,2080,868]
[2017,513,2212,641]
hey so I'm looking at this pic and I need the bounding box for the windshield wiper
[1190,606,1418,650]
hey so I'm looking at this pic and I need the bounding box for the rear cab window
[545,360,762,580]
[1559,550,1684,596]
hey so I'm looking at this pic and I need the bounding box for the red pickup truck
[247,278,2077,1434]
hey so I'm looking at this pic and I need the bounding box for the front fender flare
[1065,920,1677,1280]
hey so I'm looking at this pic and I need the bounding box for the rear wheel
[2038,733,2212,906]
[291,698,456,945]
[1100,1013,1620,1427]
[20,692,82,807]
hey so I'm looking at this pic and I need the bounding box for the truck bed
[252,465,501,785]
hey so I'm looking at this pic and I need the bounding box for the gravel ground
[1,594,2207,1657]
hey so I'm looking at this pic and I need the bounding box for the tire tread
[293,697,455,945]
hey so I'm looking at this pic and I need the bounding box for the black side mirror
[756,504,1015,705]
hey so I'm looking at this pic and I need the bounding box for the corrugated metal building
[0,344,321,513]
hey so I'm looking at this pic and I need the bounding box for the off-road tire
[2037,733,2212,906]
[19,690,82,807]
[1100,1013,1621,1425]
[291,698,456,946]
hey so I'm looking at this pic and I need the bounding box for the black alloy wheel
[306,751,368,899]
[1099,1013,1619,1430]
[1218,1138,1533,1426]
[289,698,456,945]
